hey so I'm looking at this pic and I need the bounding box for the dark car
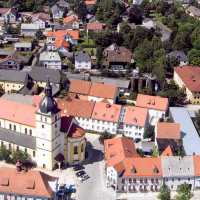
[76,170,86,177]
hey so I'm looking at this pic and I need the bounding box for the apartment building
[136,94,168,126]
[105,137,200,193]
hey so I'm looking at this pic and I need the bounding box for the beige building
[174,66,200,104]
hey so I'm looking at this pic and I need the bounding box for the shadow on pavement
[83,142,104,165]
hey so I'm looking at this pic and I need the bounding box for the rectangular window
[74,146,78,154]
[25,128,27,134]
[9,124,12,130]
[29,129,32,136]
[14,125,16,131]
[16,146,19,151]
[33,151,35,157]
[42,124,44,128]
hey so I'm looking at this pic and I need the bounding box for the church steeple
[39,80,58,114]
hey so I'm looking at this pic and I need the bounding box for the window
[55,123,57,128]
[42,124,44,128]
[74,146,78,154]
[55,115,57,121]
[29,130,32,136]
[81,144,84,152]
[43,164,46,168]
[13,125,16,131]
[9,143,11,150]
[1,141,3,147]
[33,151,35,157]
[25,148,27,153]
[16,146,19,151]
[25,128,27,134]
[9,124,12,130]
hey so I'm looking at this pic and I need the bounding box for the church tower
[35,80,63,170]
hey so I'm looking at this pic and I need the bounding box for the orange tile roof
[68,123,85,138]
[136,94,168,111]
[0,96,41,127]
[57,98,95,118]
[63,15,78,24]
[193,155,200,176]
[87,22,105,31]
[85,0,96,5]
[161,146,173,156]
[156,122,181,140]
[46,30,79,40]
[89,82,117,100]
[55,38,69,49]
[123,106,148,127]
[104,137,139,167]
[121,157,162,177]
[174,66,200,92]
[0,167,57,198]
[92,102,121,122]
[69,79,91,95]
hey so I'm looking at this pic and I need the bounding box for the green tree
[158,184,171,200]
[0,145,11,162]
[188,49,200,65]
[11,150,29,164]
[175,183,193,200]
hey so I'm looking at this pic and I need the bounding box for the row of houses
[105,137,200,193]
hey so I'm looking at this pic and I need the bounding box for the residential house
[136,94,169,126]
[39,51,62,70]
[75,51,91,71]
[120,106,148,140]
[103,43,134,71]
[105,137,163,192]
[14,42,32,51]
[86,21,106,32]
[32,12,50,29]
[69,79,118,104]
[21,23,40,37]
[46,30,79,51]
[155,122,181,154]
[51,0,69,20]
[167,51,188,66]
[0,8,16,23]
[63,14,80,29]
[91,102,121,134]
[0,167,57,200]
[0,52,22,70]
[174,66,200,104]
[186,6,200,20]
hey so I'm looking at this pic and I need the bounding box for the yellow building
[174,66,200,104]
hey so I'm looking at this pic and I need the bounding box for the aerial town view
[0,0,200,199]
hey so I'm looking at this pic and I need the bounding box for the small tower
[35,80,63,170]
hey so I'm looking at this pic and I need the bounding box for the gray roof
[161,156,194,177]
[0,127,36,149]
[167,51,188,62]
[90,76,130,88]
[169,107,200,155]
[0,69,27,83]
[187,6,200,17]
[75,51,91,63]
[29,67,61,84]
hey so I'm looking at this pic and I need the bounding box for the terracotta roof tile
[69,79,91,95]
[174,66,200,92]
[85,0,96,5]
[63,15,78,24]
[57,98,95,118]
[87,22,105,31]
[92,102,121,122]
[123,106,148,127]
[0,167,57,198]
[136,94,168,111]
[89,82,117,100]
[46,30,79,40]
[161,146,173,156]
[156,122,181,140]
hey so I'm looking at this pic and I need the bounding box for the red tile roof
[174,66,200,92]
[57,98,95,118]
[161,146,173,156]
[123,106,148,127]
[87,22,105,31]
[46,30,79,40]
[89,82,117,100]
[0,96,41,127]
[136,94,168,111]
[92,102,121,122]
[63,15,78,24]
[104,137,139,167]
[69,79,91,95]
[156,122,181,140]
[0,167,57,198]
[85,0,96,5]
